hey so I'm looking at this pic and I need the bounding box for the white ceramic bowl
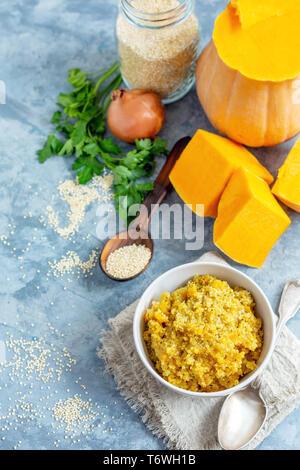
[133,261,276,398]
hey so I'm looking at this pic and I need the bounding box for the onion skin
[107,89,165,143]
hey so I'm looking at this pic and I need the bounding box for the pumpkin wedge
[214,168,291,268]
[272,137,300,212]
[169,129,273,218]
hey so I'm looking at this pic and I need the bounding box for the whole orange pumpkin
[196,41,300,148]
[196,1,300,148]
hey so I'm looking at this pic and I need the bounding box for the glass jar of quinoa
[116,0,201,103]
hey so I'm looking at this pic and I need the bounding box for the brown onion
[107,88,165,143]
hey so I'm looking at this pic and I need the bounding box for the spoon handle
[253,279,300,390]
[131,136,191,232]
[276,279,300,338]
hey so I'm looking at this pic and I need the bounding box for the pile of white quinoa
[106,244,152,279]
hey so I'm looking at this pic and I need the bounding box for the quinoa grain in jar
[117,0,201,103]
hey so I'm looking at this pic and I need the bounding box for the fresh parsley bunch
[38,63,169,222]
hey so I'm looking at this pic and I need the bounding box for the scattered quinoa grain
[46,173,113,240]
[48,250,98,278]
[52,395,98,434]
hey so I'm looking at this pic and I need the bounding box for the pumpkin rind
[196,41,300,147]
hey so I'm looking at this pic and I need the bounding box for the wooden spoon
[100,136,191,281]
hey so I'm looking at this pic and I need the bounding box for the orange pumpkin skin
[196,41,300,148]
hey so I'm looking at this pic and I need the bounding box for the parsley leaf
[37,134,64,162]
[51,111,62,124]
[77,166,94,184]
[58,139,74,156]
[71,121,86,146]
[135,182,154,191]
[73,156,104,184]
[99,138,122,155]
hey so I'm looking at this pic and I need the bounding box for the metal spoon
[100,136,191,281]
[218,279,300,450]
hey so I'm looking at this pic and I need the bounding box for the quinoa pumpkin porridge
[143,275,263,392]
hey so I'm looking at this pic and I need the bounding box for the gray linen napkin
[98,252,300,450]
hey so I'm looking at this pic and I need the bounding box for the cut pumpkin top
[213,1,300,81]
[230,0,300,29]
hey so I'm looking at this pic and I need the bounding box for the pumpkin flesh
[169,129,273,218]
[213,4,300,81]
[230,0,300,29]
[272,137,300,212]
[214,168,291,268]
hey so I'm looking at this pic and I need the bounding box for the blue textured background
[0,0,299,450]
